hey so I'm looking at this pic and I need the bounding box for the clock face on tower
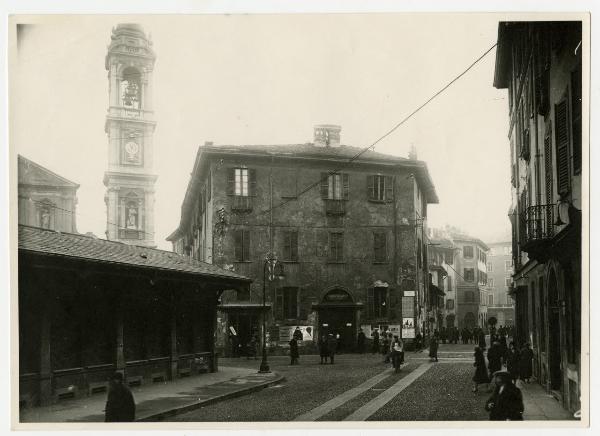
[124,141,141,163]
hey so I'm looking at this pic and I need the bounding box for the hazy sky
[12,14,512,249]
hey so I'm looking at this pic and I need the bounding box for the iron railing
[325,199,346,215]
[520,203,556,249]
[231,195,253,212]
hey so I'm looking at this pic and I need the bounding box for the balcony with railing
[324,199,346,216]
[519,204,556,254]
[231,195,253,212]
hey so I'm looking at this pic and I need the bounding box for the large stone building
[18,155,79,233]
[427,235,458,330]
[494,21,582,413]
[485,241,515,327]
[104,24,158,247]
[168,125,438,354]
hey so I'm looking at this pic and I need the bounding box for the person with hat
[487,341,503,375]
[105,372,136,422]
[472,346,490,392]
[519,343,534,383]
[505,341,521,384]
[485,370,524,420]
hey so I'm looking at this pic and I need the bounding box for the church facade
[18,155,79,233]
[103,24,157,247]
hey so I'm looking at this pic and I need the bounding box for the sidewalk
[520,380,576,420]
[20,366,284,423]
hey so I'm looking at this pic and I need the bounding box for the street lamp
[259,252,284,373]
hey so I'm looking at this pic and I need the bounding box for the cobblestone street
[171,344,574,422]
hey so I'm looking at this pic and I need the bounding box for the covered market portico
[17,225,251,409]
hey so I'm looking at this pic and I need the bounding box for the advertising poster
[279,326,314,342]
[402,318,415,338]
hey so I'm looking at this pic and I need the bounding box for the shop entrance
[227,311,260,357]
[315,288,358,352]
[548,270,562,391]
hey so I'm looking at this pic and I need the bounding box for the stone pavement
[20,366,284,423]
[520,380,575,420]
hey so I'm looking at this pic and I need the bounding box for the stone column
[169,292,178,380]
[115,292,126,372]
[39,288,53,406]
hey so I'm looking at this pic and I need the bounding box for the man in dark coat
[327,334,338,364]
[319,335,329,364]
[485,371,524,420]
[371,329,380,354]
[429,334,439,362]
[357,329,366,354]
[519,343,534,383]
[487,341,503,375]
[105,372,135,422]
[293,327,304,342]
[289,337,300,365]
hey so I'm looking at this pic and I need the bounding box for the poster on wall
[402,318,415,338]
[279,326,314,342]
[388,324,401,336]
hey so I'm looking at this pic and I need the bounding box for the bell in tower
[103,23,158,247]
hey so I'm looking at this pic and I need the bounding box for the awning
[429,284,445,296]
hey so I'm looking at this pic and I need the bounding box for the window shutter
[367,175,375,200]
[242,230,250,261]
[207,169,212,201]
[320,173,329,199]
[571,66,582,175]
[554,99,570,195]
[544,124,554,205]
[249,169,257,197]
[275,289,284,320]
[283,232,291,261]
[342,173,349,200]
[234,230,242,261]
[367,287,374,319]
[291,231,298,261]
[384,176,393,202]
[227,168,235,196]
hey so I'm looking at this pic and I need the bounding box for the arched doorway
[548,269,562,391]
[314,288,359,352]
[446,314,455,329]
[464,312,476,329]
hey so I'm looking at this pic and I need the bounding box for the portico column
[115,292,125,372]
[169,292,178,380]
[39,289,53,406]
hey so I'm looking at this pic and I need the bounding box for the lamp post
[259,252,284,373]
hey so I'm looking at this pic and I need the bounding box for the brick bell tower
[103,23,157,246]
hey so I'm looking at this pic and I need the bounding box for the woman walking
[506,341,520,384]
[472,346,490,392]
[429,333,439,362]
[391,336,404,373]
[289,336,299,365]
[487,341,503,376]
[519,343,534,383]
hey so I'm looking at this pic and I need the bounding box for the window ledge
[367,199,390,204]
[326,261,346,264]
[281,260,299,264]
[372,261,389,265]
[233,261,253,264]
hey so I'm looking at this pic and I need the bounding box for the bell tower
[103,23,157,246]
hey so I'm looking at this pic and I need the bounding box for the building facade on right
[494,21,582,413]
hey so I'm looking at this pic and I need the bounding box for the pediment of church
[18,155,79,188]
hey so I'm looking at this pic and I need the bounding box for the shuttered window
[373,232,387,263]
[371,287,387,318]
[367,175,393,202]
[234,229,250,261]
[571,65,582,175]
[227,168,256,196]
[321,172,349,200]
[275,287,299,320]
[464,268,475,282]
[283,231,298,262]
[329,232,344,262]
[554,98,570,195]
[463,246,474,258]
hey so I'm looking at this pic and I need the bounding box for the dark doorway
[318,307,355,352]
[548,271,562,391]
[228,312,260,357]
[464,312,476,329]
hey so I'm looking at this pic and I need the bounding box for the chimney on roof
[314,124,341,147]
[204,141,213,146]
[408,143,418,160]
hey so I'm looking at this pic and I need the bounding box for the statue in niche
[122,80,140,108]
[40,208,51,229]
[126,203,138,229]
